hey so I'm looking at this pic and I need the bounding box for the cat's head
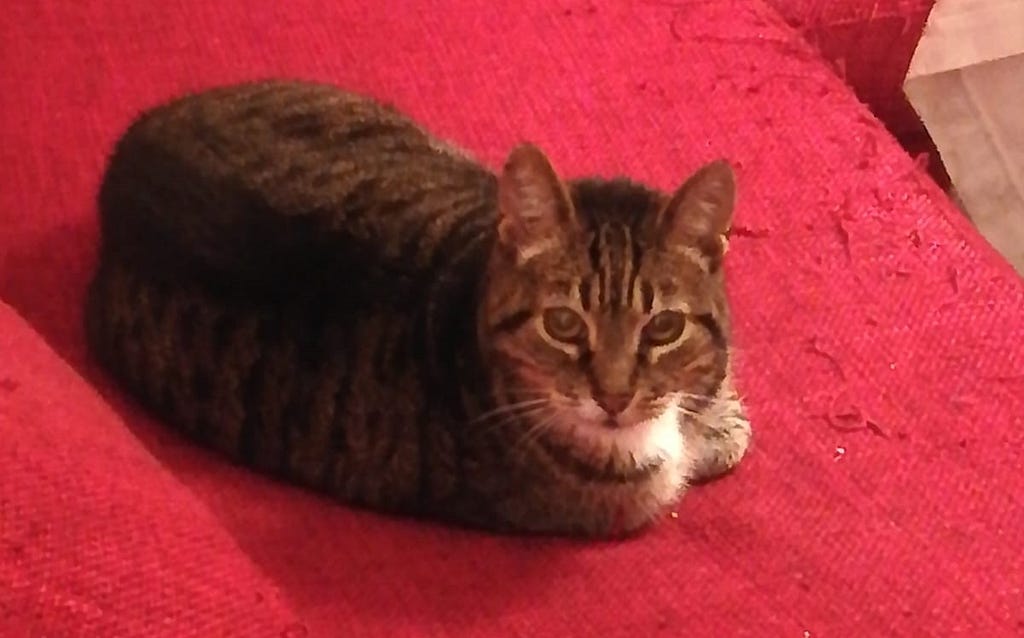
[479,143,735,477]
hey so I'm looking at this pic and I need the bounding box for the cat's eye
[542,307,588,344]
[642,311,686,346]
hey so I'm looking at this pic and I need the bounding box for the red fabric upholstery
[764,0,950,188]
[0,303,303,636]
[2,1,1022,636]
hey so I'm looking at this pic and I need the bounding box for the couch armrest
[764,0,950,187]
[0,301,303,637]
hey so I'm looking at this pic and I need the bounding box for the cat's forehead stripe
[590,222,639,310]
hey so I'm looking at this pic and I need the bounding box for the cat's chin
[489,402,691,537]
[529,402,690,536]
[493,395,696,536]
[551,402,687,476]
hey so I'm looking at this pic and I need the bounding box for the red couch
[2,1,1022,636]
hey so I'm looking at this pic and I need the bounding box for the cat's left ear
[656,160,736,266]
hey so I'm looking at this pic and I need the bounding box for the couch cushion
[0,302,303,636]
[1,0,1022,636]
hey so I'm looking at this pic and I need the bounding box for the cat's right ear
[497,143,576,263]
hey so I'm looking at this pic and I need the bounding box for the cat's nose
[596,392,634,416]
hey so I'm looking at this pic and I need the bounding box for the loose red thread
[821,397,888,439]
[908,229,922,247]
[806,337,846,381]
[947,265,960,293]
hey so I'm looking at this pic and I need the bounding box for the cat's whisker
[510,414,559,462]
[677,398,707,409]
[678,409,702,420]
[470,398,549,425]
[672,390,715,401]
[477,406,555,436]
[497,388,557,399]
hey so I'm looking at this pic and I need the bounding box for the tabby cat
[85,79,751,537]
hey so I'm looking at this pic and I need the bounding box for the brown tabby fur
[85,79,751,537]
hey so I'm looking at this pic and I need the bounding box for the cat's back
[99,80,497,287]
[85,81,498,490]
[110,81,433,208]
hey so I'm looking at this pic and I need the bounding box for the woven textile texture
[2,0,1023,636]
[0,303,304,636]
[764,0,951,188]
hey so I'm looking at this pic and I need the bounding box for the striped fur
[85,79,750,537]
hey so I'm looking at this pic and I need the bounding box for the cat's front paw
[688,409,751,483]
